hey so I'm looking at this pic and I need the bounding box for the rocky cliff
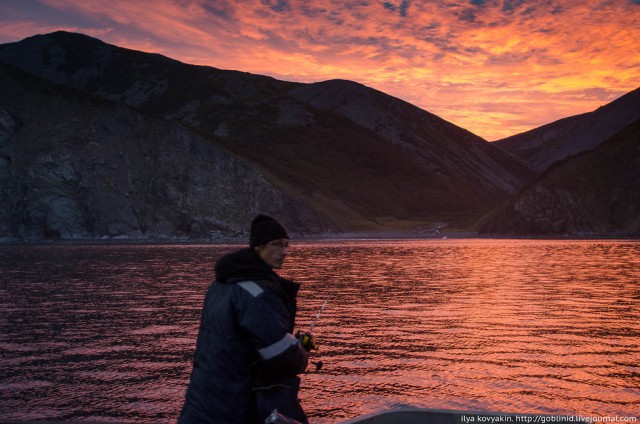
[0,63,334,241]
[0,31,535,239]
[480,118,640,236]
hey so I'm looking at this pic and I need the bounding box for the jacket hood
[214,248,277,284]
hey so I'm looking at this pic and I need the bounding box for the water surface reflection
[0,240,638,422]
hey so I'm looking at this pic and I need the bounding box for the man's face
[255,238,289,269]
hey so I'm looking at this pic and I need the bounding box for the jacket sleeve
[234,280,308,376]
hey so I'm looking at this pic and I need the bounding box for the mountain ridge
[1,31,637,240]
[0,31,536,240]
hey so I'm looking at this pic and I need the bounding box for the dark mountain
[494,88,640,171]
[480,118,640,236]
[0,62,333,240]
[0,31,534,239]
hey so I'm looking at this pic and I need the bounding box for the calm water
[0,239,639,422]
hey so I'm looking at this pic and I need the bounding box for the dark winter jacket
[178,248,308,424]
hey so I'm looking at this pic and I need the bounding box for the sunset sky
[1,0,638,141]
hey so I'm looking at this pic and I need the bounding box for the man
[178,214,315,424]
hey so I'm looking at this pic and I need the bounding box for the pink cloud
[1,0,638,140]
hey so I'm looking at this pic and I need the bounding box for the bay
[0,239,639,422]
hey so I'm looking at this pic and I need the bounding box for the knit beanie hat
[250,214,289,248]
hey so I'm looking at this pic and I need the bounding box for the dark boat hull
[340,407,561,424]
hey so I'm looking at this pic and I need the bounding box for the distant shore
[1,231,638,245]
[297,229,478,240]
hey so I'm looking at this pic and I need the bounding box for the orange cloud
[1,0,638,140]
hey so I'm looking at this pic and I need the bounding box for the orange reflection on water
[285,240,640,422]
[1,241,638,422]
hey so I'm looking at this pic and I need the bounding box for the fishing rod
[308,295,331,333]
[302,294,333,372]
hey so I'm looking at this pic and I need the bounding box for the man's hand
[295,331,318,351]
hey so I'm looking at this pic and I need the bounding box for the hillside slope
[480,118,640,236]
[494,88,640,171]
[0,63,334,240]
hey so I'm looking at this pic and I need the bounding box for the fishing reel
[295,330,318,352]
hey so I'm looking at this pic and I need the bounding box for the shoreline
[297,229,477,240]
[1,231,639,245]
